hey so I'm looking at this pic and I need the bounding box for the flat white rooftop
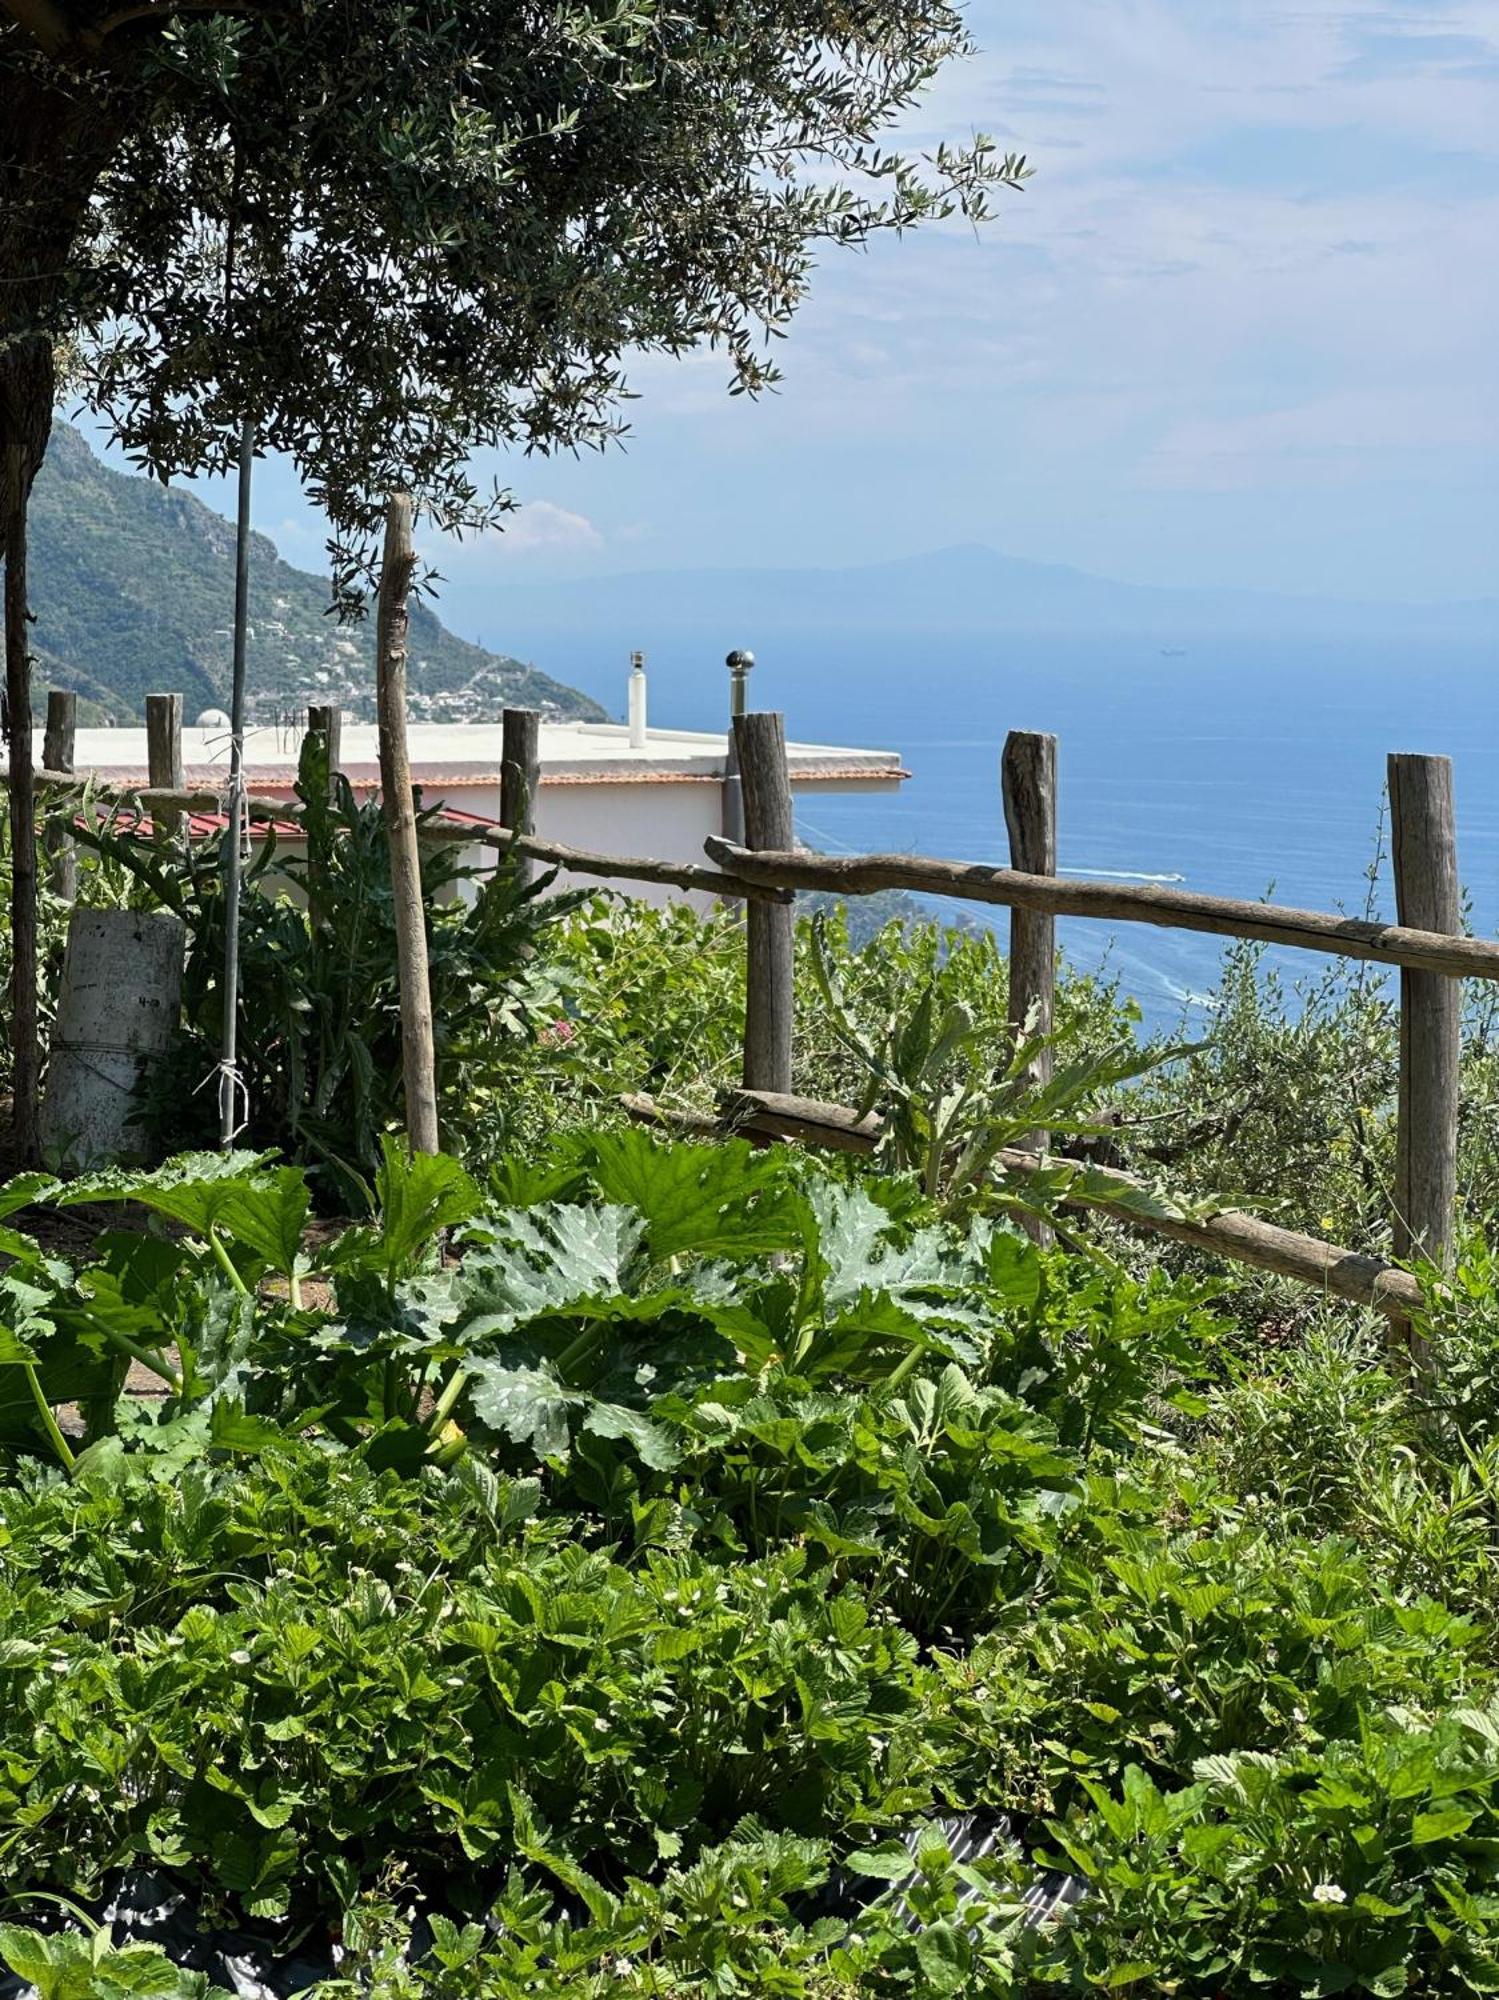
[31,718,908,793]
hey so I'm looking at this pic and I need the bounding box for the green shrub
[5,1133,1499,1994]
[74,736,579,1207]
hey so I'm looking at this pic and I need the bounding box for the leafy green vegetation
[10,862,1499,1993]
[71,735,583,1208]
[509,895,1499,1320]
[0,1917,205,1998]
[3,1116,1499,1993]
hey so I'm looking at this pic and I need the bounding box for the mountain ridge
[484,540,1499,645]
[25,424,607,727]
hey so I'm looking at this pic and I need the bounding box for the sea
[554,631,1499,1036]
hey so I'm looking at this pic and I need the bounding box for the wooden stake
[500,707,541,891]
[145,692,183,843]
[303,705,341,934]
[737,711,795,1093]
[306,703,342,797]
[1002,731,1057,1055]
[1389,752,1460,1374]
[1002,730,1058,1243]
[375,494,439,1155]
[42,690,75,901]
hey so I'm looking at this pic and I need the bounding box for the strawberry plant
[4,1127,1499,1995]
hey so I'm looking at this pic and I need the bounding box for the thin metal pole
[219,414,255,1146]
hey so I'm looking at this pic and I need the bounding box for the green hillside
[25,423,607,726]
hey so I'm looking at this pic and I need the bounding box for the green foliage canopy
[6,0,1025,595]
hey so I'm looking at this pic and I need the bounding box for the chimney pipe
[628,650,647,748]
[727,648,754,721]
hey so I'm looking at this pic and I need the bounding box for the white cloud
[696,0,1499,504]
[492,500,603,555]
[224,0,1499,600]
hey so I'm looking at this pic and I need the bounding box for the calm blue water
[551,632,1499,1032]
[792,638,1499,1029]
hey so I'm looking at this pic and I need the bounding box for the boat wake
[1062,867,1188,885]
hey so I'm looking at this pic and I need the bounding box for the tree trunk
[2,415,43,1160]
[1,63,132,1157]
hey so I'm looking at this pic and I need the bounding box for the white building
[36,706,907,911]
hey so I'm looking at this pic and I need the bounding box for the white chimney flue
[628,650,647,748]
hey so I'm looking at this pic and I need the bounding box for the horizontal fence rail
[18,762,1488,977]
[704,835,1499,984]
[13,768,789,905]
[7,699,1469,1360]
[624,1087,1427,1322]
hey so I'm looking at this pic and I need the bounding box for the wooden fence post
[146,692,183,843]
[737,711,795,1093]
[501,706,541,891]
[42,690,75,901]
[375,494,440,1155]
[1002,730,1058,1056]
[1002,730,1058,1240]
[1389,751,1461,1374]
[306,702,342,796]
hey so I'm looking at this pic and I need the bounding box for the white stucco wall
[536,782,727,911]
[26,719,906,915]
[404,776,728,911]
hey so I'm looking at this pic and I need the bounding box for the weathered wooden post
[42,690,76,901]
[501,706,541,891]
[1389,751,1461,1375]
[1002,730,1058,1057]
[375,494,440,1155]
[737,710,795,1093]
[306,702,342,796]
[146,692,183,844]
[1002,729,1059,1241]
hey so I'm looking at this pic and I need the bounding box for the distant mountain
[488,541,1499,653]
[26,424,606,727]
[480,543,1498,738]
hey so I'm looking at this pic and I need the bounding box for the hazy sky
[96,0,1499,627]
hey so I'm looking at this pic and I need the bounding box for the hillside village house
[31,697,907,909]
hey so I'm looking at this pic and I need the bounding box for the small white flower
[229,1648,253,1666]
[1312,1883,1346,1906]
[593,1715,611,1732]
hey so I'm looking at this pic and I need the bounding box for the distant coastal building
[32,709,908,910]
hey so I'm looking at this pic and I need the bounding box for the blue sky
[95,0,1499,642]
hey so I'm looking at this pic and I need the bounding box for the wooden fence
[18,693,1494,1349]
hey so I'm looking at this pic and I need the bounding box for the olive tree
[1,0,1026,1151]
